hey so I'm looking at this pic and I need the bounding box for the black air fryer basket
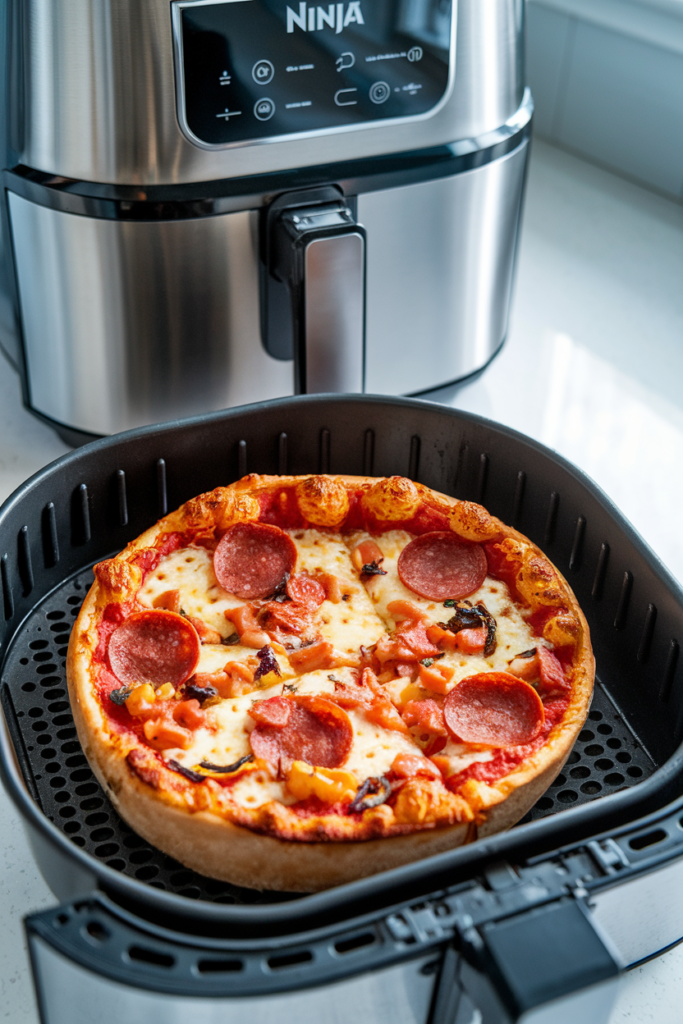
[3,395,683,1024]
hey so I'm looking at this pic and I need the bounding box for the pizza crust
[67,474,594,892]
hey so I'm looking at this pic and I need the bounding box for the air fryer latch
[261,187,366,394]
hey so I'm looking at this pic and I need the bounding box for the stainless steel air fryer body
[0,0,529,440]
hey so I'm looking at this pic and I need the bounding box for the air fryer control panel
[172,0,452,146]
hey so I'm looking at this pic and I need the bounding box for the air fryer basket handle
[263,188,366,393]
[450,898,622,1024]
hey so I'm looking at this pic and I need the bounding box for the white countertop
[2,138,683,1021]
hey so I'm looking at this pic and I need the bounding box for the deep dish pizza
[67,474,594,891]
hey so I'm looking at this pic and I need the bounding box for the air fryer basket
[3,395,683,1023]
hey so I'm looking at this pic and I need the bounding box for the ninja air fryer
[0,0,530,444]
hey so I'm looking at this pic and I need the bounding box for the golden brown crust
[67,473,594,891]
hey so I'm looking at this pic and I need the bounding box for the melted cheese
[349,530,537,689]
[291,530,388,654]
[139,528,532,810]
[138,546,241,635]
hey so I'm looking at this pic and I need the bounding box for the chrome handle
[303,231,364,393]
[262,189,366,394]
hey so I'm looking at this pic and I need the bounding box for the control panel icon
[407,47,423,62]
[335,52,355,72]
[334,88,358,106]
[369,81,390,104]
[252,60,274,84]
[254,97,276,120]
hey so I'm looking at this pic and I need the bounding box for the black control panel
[173,0,452,146]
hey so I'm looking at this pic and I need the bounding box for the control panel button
[252,59,274,85]
[407,46,423,62]
[334,87,358,106]
[335,52,355,72]
[254,97,276,120]
[369,81,390,104]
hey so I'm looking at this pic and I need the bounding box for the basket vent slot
[544,491,559,545]
[237,440,248,478]
[614,571,633,630]
[334,932,376,955]
[629,828,668,851]
[116,470,128,527]
[408,435,421,481]
[156,458,168,517]
[363,429,374,475]
[42,503,60,567]
[319,428,331,473]
[512,470,525,527]
[196,958,243,974]
[592,542,610,600]
[267,949,313,970]
[128,945,175,969]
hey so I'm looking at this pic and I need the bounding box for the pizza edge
[66,474,594,892]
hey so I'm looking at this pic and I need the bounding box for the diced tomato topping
[289,640,335,673]
[315,571,343,603]
[240,628,271,649]
[453,626,487,654]
[507,652,539,681]
[365,695,410,734]
[152,589,181,613]
[391,752,442,780]
[286,573,326,609]
[248,696,292,727]
[143,716,192,751]
[173,699,205,729]
[330,683,373,709]
[537,645,569,696]
[418,662,454,695]
[376,619,441,664]
[225,604,259,635]
[402,698,447,735]
[386,600,426,622]
[360,666,382,695]
[195,661,255,699]
[425,624,459,650]
[351,539,384,572]
[258,601,308,636]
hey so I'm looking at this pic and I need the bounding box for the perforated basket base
[1,567,656,904]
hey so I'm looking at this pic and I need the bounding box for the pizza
[67,474,594,892]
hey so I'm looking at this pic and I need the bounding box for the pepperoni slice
[213,523,297,600]
[108,610,200,687]
[249,695,353,769]
[397,532,487,600]
[286,573,326,609]
[443,672,544,747]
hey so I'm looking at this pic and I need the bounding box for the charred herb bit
[439,602,498,657]
[282,682,298,694]
[515,648,538,660]
[477,604,497,657]
[222,632,241,646]
[110,686,133,706]
[443,599,457,608]
[184,682,218,704]
[342,593,351,602]
[167,760,205,783]
[199,754,255,774]
[268,572,291,603]
[254,644,282,682]
[419,654,445,668]
[348,776,392,814]
[361,560,387,578]
[327,674,341,683]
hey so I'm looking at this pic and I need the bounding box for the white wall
[527,0,683,198]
